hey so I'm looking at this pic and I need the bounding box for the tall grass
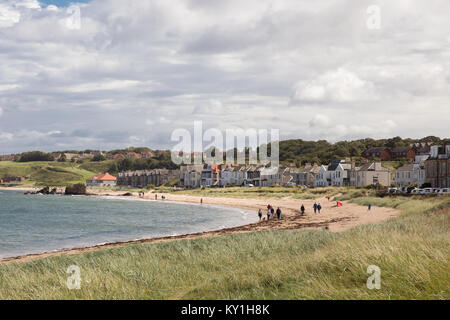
[0,197,448,299]
[156,186,368,200]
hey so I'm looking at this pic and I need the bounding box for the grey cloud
[0,0,449,154]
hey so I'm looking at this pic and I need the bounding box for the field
[0,194,448,300]
[0,161,100,186]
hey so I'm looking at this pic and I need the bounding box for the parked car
[423,188,433,194]
[410,188,419,194]
[437,188,449,195]
[388,188,398,194]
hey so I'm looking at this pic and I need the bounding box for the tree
[19,151,54,162]
[91,154,106,162]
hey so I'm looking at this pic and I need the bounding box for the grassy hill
[0,195,448,299]
[0,161,98,186]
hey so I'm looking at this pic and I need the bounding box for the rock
[65,183,87,195]
[122,192,133,196]
[38,186,50,194]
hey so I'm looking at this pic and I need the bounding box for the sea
[0,190,256,259]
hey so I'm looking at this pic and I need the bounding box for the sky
[0,0,449,153]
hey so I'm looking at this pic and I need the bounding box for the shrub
[18,151,54,162]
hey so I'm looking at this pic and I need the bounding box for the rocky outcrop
[65,183,87,195]
[38,186,50,194]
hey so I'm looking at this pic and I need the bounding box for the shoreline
[0,187,401,264]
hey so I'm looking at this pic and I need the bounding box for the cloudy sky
[0,0,449,153]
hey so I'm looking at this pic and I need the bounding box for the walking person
[258,209,263,221]
[155,194,157,200]
[270,206,275,217]
[313,202,318,214]
[200,198,203,204]
[300,204,305,216]
[276,207,281,220]
[267,208,272,220]
[368,203,372,211]
[317,203,322,214]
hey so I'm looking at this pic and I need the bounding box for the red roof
[127,152,142,158]
[87,173,117,181]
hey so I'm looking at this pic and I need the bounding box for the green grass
[0,196,448,299]
[0,161,99,186]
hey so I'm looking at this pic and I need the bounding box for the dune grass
[0,196,448,300]
[154,186,370,200]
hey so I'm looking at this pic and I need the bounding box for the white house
[315,165,330,187]
[395,164,415,187]
[328,160,352,186]
[179,164,203,188]
[86,173,117,186]
[220,166,244,186]
[414,161,426,187]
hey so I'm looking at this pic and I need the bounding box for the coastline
[0,187,401,264]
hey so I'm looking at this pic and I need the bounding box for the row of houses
[177,160,393,188]
[84,144,449,189]
[313,159,392,188]
[117,169,178,187]
[0,154,17,161]
[361,142,431,160]
[394,145,450,188]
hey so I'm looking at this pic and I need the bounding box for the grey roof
[327,160,342,171]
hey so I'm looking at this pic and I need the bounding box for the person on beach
[276,207,281,220]
[300,204,305,216]
[155,194,157,200]
[271,206,275,216]
[317,203,322,214]
[258,209,263,221]
[267,208,271,220]
[313,202,318,214]
[368,203,372,211]
[200,198,203,204]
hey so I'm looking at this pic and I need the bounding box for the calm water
[0,190,256,258]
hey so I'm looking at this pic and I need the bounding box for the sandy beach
[0,187,400,264]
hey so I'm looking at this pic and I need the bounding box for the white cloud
[0,3,21,28]
[293,68,377,103]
